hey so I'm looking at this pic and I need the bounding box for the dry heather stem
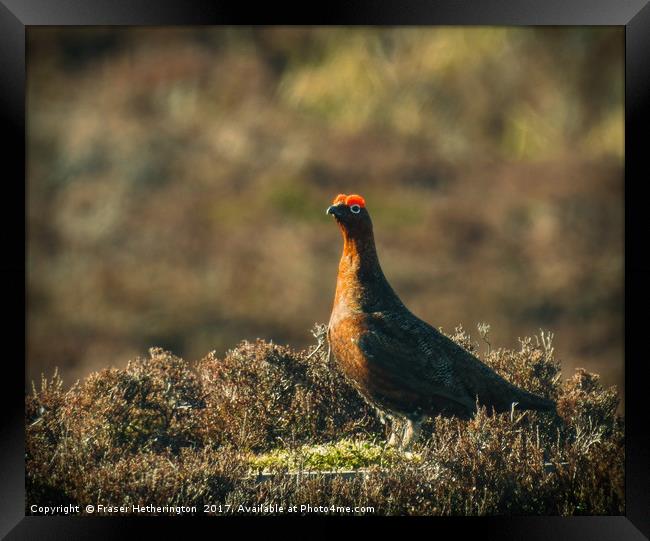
[26,324,624,516]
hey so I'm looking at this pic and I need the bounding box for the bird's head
[326,193,373,238]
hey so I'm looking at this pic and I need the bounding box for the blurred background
[27,27,624,405]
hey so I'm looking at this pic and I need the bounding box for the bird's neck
[333,229,403,314]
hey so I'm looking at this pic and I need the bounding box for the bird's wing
[357,312,476,412]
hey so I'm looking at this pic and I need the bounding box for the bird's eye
[350,204,361,214]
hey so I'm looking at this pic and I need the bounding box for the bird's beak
[326,204,341,216]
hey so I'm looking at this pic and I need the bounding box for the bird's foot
[400,418,422,454]
[386,431,401,448]
[384,416,403,448]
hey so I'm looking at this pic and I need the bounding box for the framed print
[2,0,649,538]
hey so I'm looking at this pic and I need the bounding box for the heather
[26,324,624,515]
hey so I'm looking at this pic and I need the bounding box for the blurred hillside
[26,27,624,405]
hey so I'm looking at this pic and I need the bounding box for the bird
[325,193,556,451]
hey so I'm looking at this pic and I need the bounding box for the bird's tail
[515,388,556,413]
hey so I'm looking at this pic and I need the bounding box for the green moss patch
[247,438,416,473]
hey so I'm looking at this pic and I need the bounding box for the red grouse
[326,193,556,450]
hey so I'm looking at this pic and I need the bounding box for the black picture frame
[3,1,648,538]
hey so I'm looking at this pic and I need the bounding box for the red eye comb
[332,194,347,205]
[345,194,365,208]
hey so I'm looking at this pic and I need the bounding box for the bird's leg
[386,416,403,448]
[401,418,422,453]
